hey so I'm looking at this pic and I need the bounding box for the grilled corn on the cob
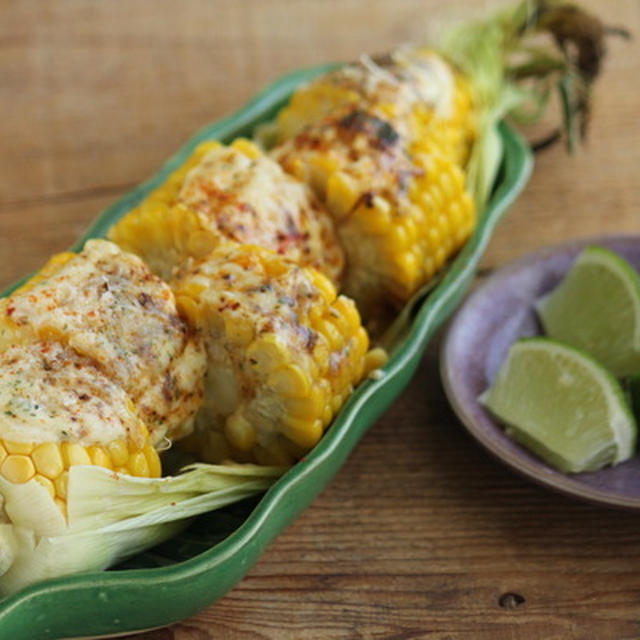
[270,47,475,168]
[109,138,344,284]
[173,243,383,466]
[274,107,475,323]
[0,239,206,445]
[0,341,160,514]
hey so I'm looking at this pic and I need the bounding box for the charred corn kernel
[173,244,379,466]
[109,140,344,285]
[0,240,206,445]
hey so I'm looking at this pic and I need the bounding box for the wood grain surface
[2,1,640,639]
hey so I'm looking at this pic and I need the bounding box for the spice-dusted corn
[0,341,161,514]
[0,239,206,445]
[173,243,383,466]
[109,138,344,284]
[274,107,474,325]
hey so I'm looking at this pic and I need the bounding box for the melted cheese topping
[178,145,344,283]
[184,247,322,356]
[0,342,144,446]
[1,239,206,444]
[174,245,361,458]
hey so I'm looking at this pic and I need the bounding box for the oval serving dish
[0,65,533,640]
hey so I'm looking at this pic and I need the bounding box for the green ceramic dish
[0,65,533,639]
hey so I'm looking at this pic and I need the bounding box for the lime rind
[536,245,640,377]
[480,337,637,473]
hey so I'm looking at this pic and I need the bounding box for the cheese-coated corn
[0,341,161,515]
[0,239,206,445]
[269,48,477,328]
[274,108,475,326]
[272,48,475,167]
[173,244,380,466]
[109,138,344,284]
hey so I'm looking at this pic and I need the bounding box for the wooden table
[2,1,640,638]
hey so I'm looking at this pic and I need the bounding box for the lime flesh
[480,337,637,473]
[536,246,640,377]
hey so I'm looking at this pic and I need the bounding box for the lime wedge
[480,337,637,473]
[536,245,640,377]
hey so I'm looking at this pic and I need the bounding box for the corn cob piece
[273,108,475,325]
[0,239,206,445]
[173,243,382,466]
[268,47,475,168]
[0,341,160,514]
[109,138,344,284]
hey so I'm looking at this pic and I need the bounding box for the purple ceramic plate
[441,234,640,509]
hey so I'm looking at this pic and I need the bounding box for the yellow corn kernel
[54,471,69,499]
[326,171,360,219]
[246,336,288,374]
[308,271,336,304]
[365,347,388,373]
[4,441,34,455]
[145,447,162,478]
[1,455,36,483]
[128,452,150,478]
[283,417,323,449]
[61,442,92,468]
[317,319,344,352]
[285,386,325,418]
[186,228,217,258]
[88,446,113,470]
[32,442,64,479]
[267,364,310,398]
[231,137,261,159]
[107,439,129,467]
[225,413,257,452]
[224,315,255,347]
